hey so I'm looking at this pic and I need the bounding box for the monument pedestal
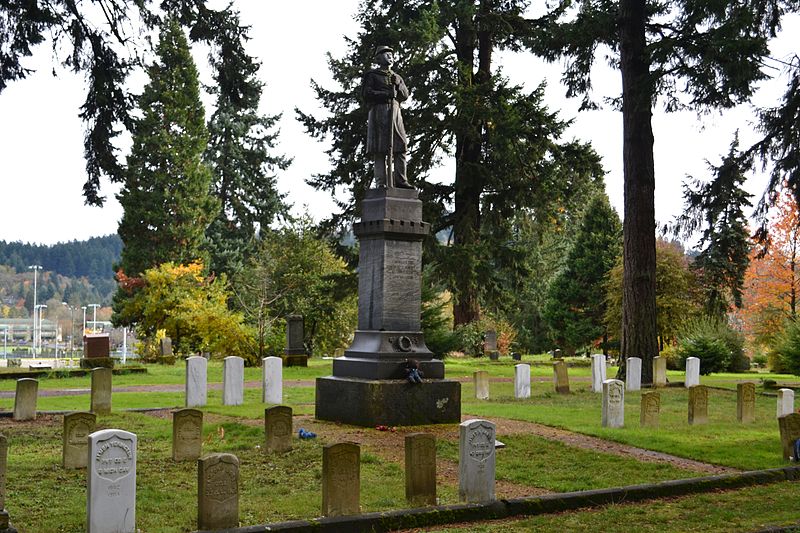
[315,188,460,426]
[0,509,17,533]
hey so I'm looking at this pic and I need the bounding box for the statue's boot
[395,178,414,189]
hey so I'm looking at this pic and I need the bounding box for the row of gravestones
[185,356,283,407]
[11,368,113,421]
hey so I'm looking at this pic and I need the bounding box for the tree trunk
[618,0,658,384]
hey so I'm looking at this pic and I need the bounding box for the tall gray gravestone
[0,434,16,532]
[12,378,37,421]
[405,433,436,506]
[474,371,489,400]
[514,364,530,399]
[640,391,660,427]
[602,379,625,428]
[262,356,283,405]
[626,357,642,391]
[197,453,239,530]
[322,442,360,517]
[222,356,244,406]
[172,409,203,462]
[185,356,207,408]
[90,367,112,415]
[553,361,569,394]
[87,429,136,533]
[284,315,308,367]
[653,356,667,387]
[688,385,709,425]
[591,354,606,393]
[160,336,173,357]
[264,406,293,453]
[63,412,96,469]
[315,188,460,426]
[459,419,496,503]
[737,382,756,423]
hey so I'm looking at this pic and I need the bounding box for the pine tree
[531,0,785,383]
[542,194,622,355]
[203,10,290,276]
[298,0,605,326]
[116,19,218,280]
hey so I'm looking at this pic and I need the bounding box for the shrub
[751,354,768,368]
[770,319,800,375]
[676,318,746,374]
[453,316,518,357]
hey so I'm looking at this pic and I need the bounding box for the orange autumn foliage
[739,190,800,345]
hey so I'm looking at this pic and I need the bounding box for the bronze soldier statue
[362,45,414,189]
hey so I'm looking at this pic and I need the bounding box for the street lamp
[34,304,47,358]
[28,265,41,356]
[63,303,75,358]
[88,303,100,333]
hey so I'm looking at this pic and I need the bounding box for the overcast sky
[0,3,797,246]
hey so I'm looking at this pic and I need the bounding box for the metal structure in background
[88,303,100,333]
[27,264,41,356]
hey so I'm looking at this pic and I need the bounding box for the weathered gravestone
[737,382,756,423]
[553,361,570,394]
[591,354,607,393]
[685,357,700,388]
[777,388,795,419]
[87,429,136,533]
[222,356,244,406]
[322,442,360,517]
[284,315,308,367]
[197,453,239,530]
[63,412,96,469]
[185,356,207,408]
[459,419,496,503]
[626,357,642,392]
[514,364,530,399]
[405,433,436,506]
[264,406,292,453]
[653,356,667,387]
[172,409,202,462]
[602,379,625,428]
[160,337,173,357]
[778,413,800,461]
[484,330,499,360]
[262,356,283,405]
[12,378,37,421]
[640,391,660,428]
[90,367,112,415]
[0,434,16,532]
[474,371,489,400]
[688,385,709,425]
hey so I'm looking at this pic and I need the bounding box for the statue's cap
[374,45,394,56]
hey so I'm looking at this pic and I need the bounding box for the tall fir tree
[115,19,218,299]
[531,0,786,382]
[542,194,622,355]
[298,0,605,326]
[672,136,752,318]
[204,10,290,276]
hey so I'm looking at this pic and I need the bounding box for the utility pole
[88,304,100,333]
[28,265,42,356]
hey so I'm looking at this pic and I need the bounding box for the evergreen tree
[542,194,622,355]
[531,0,785,382]
[672,136,752,318]
[116,19,218,280]
[298,0,604,326]
[204,10,291,276]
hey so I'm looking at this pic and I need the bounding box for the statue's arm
[395,75,409,102]
[362,72,393,103]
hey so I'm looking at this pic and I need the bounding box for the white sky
[0,2,797,246]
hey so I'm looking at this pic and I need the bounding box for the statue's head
[374,45,394,68]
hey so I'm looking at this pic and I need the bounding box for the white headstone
[458,419,496,503]
[473,371,489,400]
[591,354,607,393]
[685,357,700,388]
[185,356,207,408]
[223,356,245,406]
[777,388,795,418]
[262,356,283,405]
[514,364,530,399]
[626,357,642,391]
[602,379,625,428]
[87,429,137,533]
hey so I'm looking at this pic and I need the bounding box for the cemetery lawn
[418,480,800,532]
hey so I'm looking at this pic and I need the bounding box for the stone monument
[284,315,308,367]
[458,419,496,503]
[63,412,96,469]
[12,379,37,421]
[315,50,460,426]
[602,379,625,428]
[87,429,136,533]
[197,453,239,530]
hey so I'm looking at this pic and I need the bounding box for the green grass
[428,481,800,532]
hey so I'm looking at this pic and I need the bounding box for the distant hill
[0,235,121,281]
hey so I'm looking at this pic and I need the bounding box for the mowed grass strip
[462,380,787,471]
[421,480,800,532]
